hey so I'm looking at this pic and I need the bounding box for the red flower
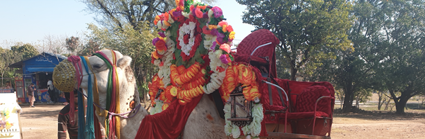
[183,34,190,44]
[202,26,211,34]
[216,66,225,72]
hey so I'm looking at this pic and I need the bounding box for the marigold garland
[148,75,165,105]
[220,63,261,101]
[170,62,201,85]
[148,1,266,138]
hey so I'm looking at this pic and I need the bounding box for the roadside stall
[8,52,67,103]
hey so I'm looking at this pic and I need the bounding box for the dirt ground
[20,104,64,139]
[19,104,425,139]
[331,112,425,139]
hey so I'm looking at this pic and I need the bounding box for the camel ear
[117,56,132,68]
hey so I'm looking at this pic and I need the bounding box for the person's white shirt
[47,80,53,90]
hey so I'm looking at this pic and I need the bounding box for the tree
[65,36,81,55]
[237,0,354,80]
[371,0,425,114]
[0,44,39,86]
[86,22,157,100]
[82,0,177,32]
[79,39,101,56]
[37,35,68,54]
[11,43,39,60]
[82,0,215,30]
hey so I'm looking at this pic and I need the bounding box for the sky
[0,0,254,48]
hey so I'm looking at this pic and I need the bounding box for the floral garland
[176,17,202,61]
[169,62,208,104]
[222,63,263,138]
[148,75,164,105]
[149,0,267,138]
[224,102,263,138]
[150,0,243,110]
[220,63,261,101]
[150,100,164,115]
[158,31,176,87]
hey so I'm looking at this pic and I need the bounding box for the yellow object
[53,60,77,92]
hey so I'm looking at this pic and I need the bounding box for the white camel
[76,49,227,139]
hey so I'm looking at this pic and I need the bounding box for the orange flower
[163,12,171,26]
[198,5,207,10]
[177,65,186,74]
[243,85,252,100]
[222,24,227,32]
[208,25,218,30]
[229,31,235,40]
[238,64,252,85]
[162,103,169,110]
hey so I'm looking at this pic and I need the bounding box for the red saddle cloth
[134,95,202,139]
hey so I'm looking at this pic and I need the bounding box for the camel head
[53,49,146,139]
[82,50,138,109]
[53,49,140,120]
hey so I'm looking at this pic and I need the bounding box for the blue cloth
[81,56,95,139]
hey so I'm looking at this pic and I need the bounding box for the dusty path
[331,114,425,139]
[19,104,425,139]
[20,104,64,139]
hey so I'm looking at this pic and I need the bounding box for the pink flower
[220,54,229,64]
[219,44,231,53]
[158,32,166,37]
[195,8,203,18]
[218,21,228,27]
[212,6,223,18]
[211,41,217,51]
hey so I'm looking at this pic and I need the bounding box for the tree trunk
[355,95,360,108]
[378,91,383,110]
[389,89,412,114]
[342,81,354,113]
[384,99,390,110]
[394,95,410,114]
[290,66,297,81]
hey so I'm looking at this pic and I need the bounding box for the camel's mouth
[53,60,78,93]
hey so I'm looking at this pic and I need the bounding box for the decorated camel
[54,49,226,139]
[53,0,335,139]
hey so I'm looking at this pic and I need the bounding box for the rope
[111,50,121,139]
[94,51,120,139]
[67,56,83,126]
[78,88,85,139]
[67,50,141,139]
[81,56,95,139]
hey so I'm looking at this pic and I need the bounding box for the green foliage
[309,0,425,113]
[237,0,354,80]
[11,43,39,60]
[372,0,425,114]
[79,39,101,56]
[86,22,157,92]
[0,43,39,86]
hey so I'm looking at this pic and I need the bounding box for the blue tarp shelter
[9,52,67,103]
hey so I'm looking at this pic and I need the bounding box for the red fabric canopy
[134,95,203,139]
